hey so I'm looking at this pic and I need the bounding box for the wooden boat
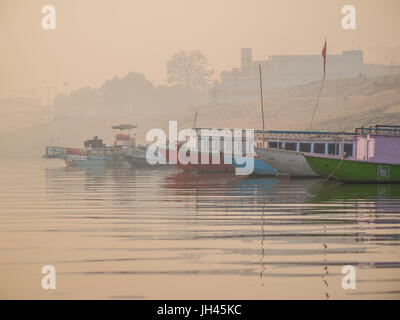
[230,153,277,176]
[159,146,235,173]
[159,128,256,173]
[254,130,355,177]
[123,145,167,168]
[65,153,129,168]
[305,155,400,183]
[44,124,137,168]
[255,147,318,177]
[304,125,400,183]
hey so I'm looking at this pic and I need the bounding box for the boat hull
[159,147,235,173]
[123,154,167,168]
[255,148,320,177]
[305,155,400,183]
[65,155,130,168]
[230,154,277,176]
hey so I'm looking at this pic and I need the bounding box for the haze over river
[1,158,400,299]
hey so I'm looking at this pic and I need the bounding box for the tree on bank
[166,50,214,91]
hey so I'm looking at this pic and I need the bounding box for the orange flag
[321,39,327,76]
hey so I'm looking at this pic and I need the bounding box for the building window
[344,143,353,157]
[299,143,311,153]
[313,143,326,154]
[284,142,297,151]
[328,143,340,155]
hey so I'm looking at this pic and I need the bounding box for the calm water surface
[1,158,400,299]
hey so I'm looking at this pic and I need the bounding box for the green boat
[303,125,400,183]
[305,155,400,183]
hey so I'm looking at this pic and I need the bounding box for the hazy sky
[1,0,399,101]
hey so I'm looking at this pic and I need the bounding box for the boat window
[268,141,282,149]
[313,143,326,154]
[284,142,297,151]
[328,143,340,155]
[299,143,311,153]
[344,143,353,157]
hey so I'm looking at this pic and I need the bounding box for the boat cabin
[254,130,355,157]
[353,125,400,164]
[84,136,105,149]
[182,128,253,155]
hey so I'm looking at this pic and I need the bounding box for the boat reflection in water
[1,158,399,299]
[163,171,400,298]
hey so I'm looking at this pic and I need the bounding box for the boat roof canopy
[355,124,400,136]
[112,124,137,130]
[191,127,354,135]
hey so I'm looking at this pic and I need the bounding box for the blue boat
[43,124,137,168]
[230,153,277,176]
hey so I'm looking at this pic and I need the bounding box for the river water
[1,158,400,299]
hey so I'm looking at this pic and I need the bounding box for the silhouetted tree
[53,70,209,119]
[99,72,154,108]
[53,86,100,118]
[166,50,214,91]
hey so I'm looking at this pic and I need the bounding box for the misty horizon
[1,0,400,101]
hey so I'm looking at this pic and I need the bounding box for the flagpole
[308,75,325,131]
[259,64,265,131]
[308,38,327,131]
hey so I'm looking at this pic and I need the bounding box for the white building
[213,48,364,102]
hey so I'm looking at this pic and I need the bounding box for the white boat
[255,147,318,177]
[254,130,356,177]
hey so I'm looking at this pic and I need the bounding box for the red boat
[159,146,235,173]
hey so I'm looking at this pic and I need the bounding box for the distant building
[0,97,52,136]
[363,63,400,78]
[214,48,364,101]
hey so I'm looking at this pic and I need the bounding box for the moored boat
[254,130,355,177]
[231,153,277,176]
[65,153,129,168]
[44,124,137,168]
[305,155,400,183]
[123,145,168,168]
[159,146,235,173]
[158,128,254,173]
[304,125,400,183]
[255,147,317,177]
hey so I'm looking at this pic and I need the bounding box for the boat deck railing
[44,145,136,159]
[43,146,68,159]
[184,128,355,142]
[355,125,400,136]
[191,126,399,141]
[254,130,355,141]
